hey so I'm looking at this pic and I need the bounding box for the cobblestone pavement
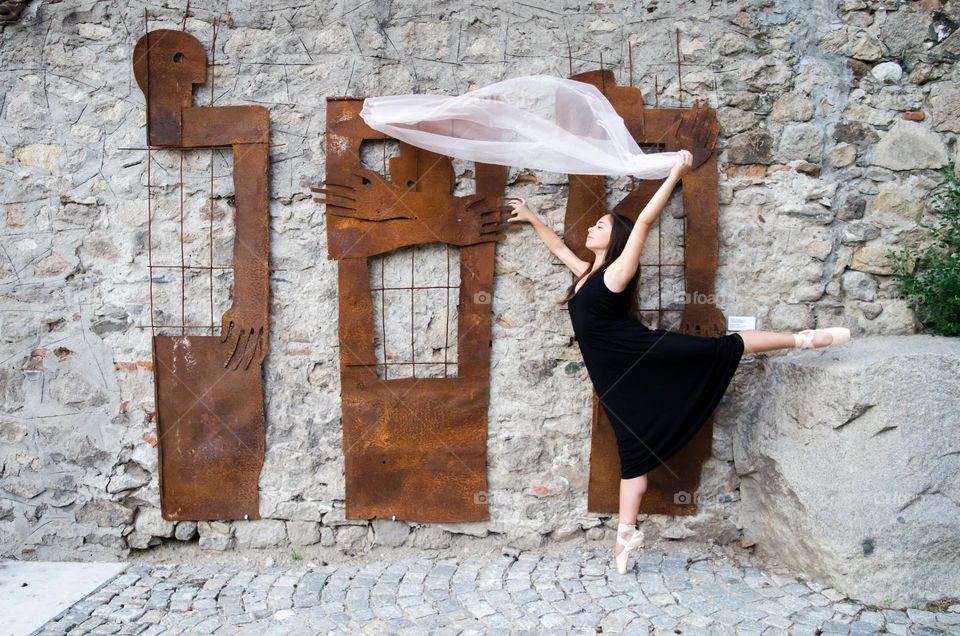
[34,543,958,635]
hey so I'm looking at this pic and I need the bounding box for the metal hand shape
[219,307,267,371]
[312,166,418,221]
[673,102,720,171]
[439,195,517,246]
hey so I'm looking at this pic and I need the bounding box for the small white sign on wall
[727,316,757,331]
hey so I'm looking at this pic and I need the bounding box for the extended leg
[737,329,838,354]
[737,330,796,354]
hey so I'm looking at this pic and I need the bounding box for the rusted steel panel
[133,29,206,147]
[314,98,512,522]
[134,29,270,521]
[456,235,495,380]
[220,140,270,372]
[341,375,489,522]
[152,335,265,520]
[182,107,270,147]
[0,0,31,24]
[564,70,724,517]
[316,109,508,259]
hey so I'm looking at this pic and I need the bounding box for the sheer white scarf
[358,74,680,179]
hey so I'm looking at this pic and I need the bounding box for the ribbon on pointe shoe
[615,529,645,574]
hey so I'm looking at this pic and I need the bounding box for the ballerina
[505,149,851,574]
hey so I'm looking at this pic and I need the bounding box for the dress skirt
[567,270,745,479]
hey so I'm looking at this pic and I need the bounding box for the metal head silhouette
[133,29,206,146]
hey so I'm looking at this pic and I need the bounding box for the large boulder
[734,335,960,607]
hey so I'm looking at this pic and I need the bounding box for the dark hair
[559,212,642,321]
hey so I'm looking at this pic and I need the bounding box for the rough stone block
[286,521,321,547]
[233,520,286,548]
[134,508,175,538]
[735,335,960,606]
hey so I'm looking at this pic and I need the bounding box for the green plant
[292,552,302,561]
[887,161,960,336]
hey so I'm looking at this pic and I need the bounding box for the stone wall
[0,0,957,561]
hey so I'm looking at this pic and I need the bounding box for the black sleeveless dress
[567,268,745,479]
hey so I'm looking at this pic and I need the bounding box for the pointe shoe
[793,327,851,350]
[614,523,645,575]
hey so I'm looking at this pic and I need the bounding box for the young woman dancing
[505,149,851,574]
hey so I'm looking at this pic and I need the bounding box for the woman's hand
[505,197,536,224]
[669,149,694,180]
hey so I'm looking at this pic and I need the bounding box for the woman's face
[585,214,612,250]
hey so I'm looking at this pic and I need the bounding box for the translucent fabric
[358,74,681,179]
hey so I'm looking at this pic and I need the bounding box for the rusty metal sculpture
[133,28,269,521]
[562,69,723,516]
[312,97,513,522]
[0,0,31,24]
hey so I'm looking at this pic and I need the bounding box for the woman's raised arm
[506,197,589,276]
[606,150,694,289]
